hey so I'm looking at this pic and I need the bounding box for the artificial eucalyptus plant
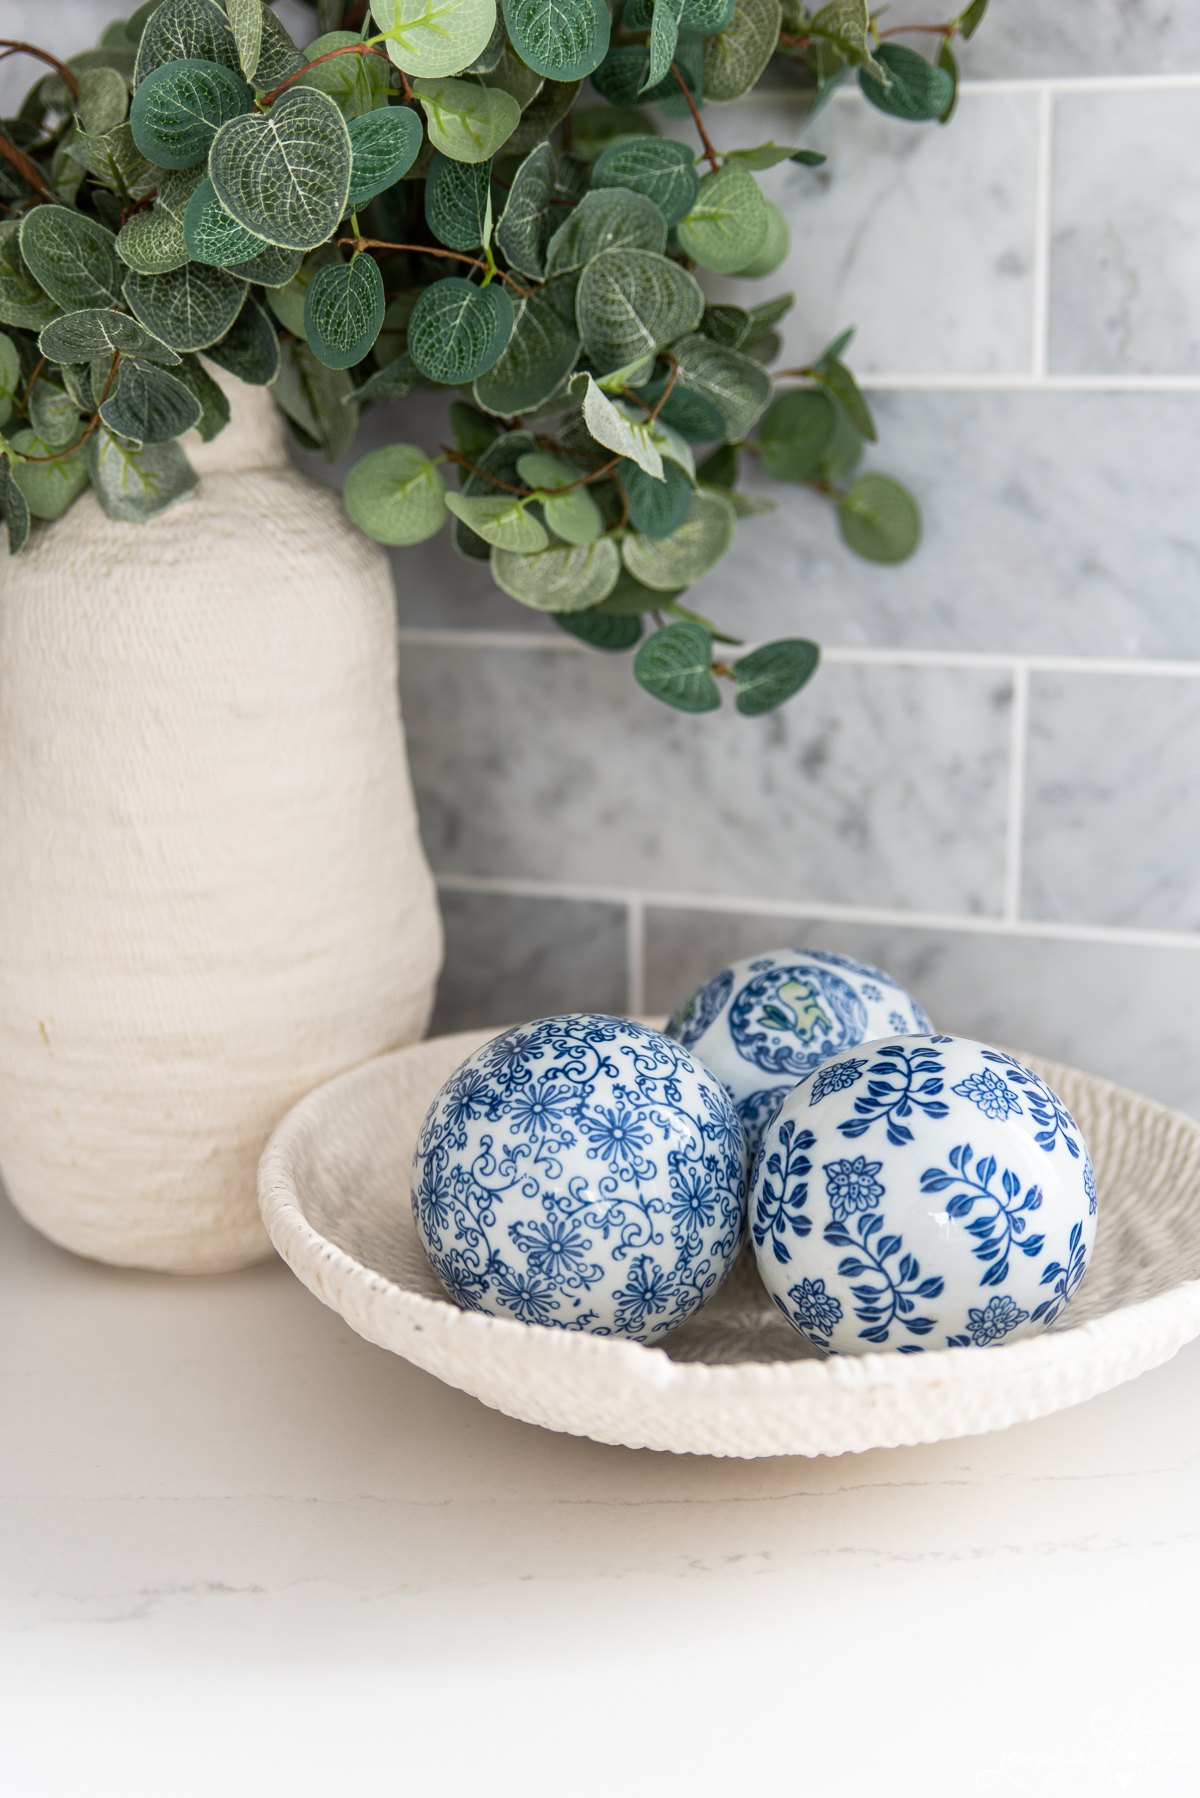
[0,0,986,713]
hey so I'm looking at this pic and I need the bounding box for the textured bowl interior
[259,1030,1200,1457]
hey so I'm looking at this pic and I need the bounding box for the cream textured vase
[0,370,442,1273]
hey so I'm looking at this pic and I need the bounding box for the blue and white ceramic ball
[751,1033,1098,1356]
[666,948,934,1153]
[411,1014,748,1343]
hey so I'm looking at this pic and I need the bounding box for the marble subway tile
[1049,88,1200,375]
[688,89,1039,376]
[430,889,627,1034]
[1022,673,1200,932]
[643,908,1200,1120]
[401,648,1011,916]
[946,0,1200,79]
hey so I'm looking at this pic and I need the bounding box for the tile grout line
[1030,85,1056,381]
[1003,663,1031,923]
[855,374,1200,391]
[625,898,646,1017]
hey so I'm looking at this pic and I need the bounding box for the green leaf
[675,163,768,274]
[699,304,751,350]
[757,386,836,480]
[731,198,789,276]
[517,451,603,543]
[682,0,737,24]
[274,339,356,460]
[0,224,56,332]
[465,10,507,69]
[228,0,263,81]
[837,472,921,563]
[473,284,579,414]
[0,458,31,554]
[304,255,384,369]
[171,353,231,439]
[596,566,681,614]
[702,0,781,101]
[936,38,958,123]
[446,490,549,551]
[123,263,248,352]
[209,87,352,250]
[502,0,610,81]
[494,141,557,278]
[99,356,202,444]
[818,399,864,483]
[408,277,514,382]
[184,174,270,267]
[449,399,499,461]
[575,375,661,479]
[425,152,490,251]
[116,205,191,275]
[553,608,641,650]
[39,307,180,365]
[747,291,794,337]
[347,107,424,209]
[264,243,341,338]
[18,209,122,313]
[733,638,819,714]
[544,187,667,279]
[370,0,499,79]
[500,79,582,156]
[634,620,720,712]
[478,37,544,108]
[567,103,655,161]
[77,65,129,136]
[620,456,692,537]
[254,7,306,87]
[633,373,724,443]
[591,138,697,227]
[8,430,90,521]
[491,536,621,611]
[812,354,876,441]
[644,0,684,92]
[959,0,989,41]
[451,427,538,558]
[294,33,393,118]
[70,121,160,201]
[347,350,422,404]
[724,140,803,172]
[204,294,281,385]
[134,0,240,86]
[859,44,955,120]
[130,56,252,168]
[228,240,304,287]
[726,490,776,517]
[695,440,736,487]
[410,77,519,163]
[670,332,772,439]
[27,380,80,447]
[810,0,886,77]
[87,424,199,521]
[575,248,704,374]
[622,486,736,587]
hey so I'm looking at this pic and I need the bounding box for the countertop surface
[4,1185,1199,1798]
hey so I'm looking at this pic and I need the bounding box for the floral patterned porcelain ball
[411,1014,748,1343]
[666,949,934,1153]
[751,1033,1098,1356]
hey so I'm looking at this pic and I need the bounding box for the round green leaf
[491,536,621,611]
[567,103,657,161]
[134,0,240,87]
[517,457,605,544]
[86,426,199,523]
[452,427,539,559]
[621,486,736,588]
[501,79,584,156]
[294,32,393,118]
[370,0,499,79]
[502,0,610,80]
[38,308,180,366]
[203,295,282,386]
[408,277,514,383]
[731,198,789,277]
[19,209,123,312]
[344,442,448,545]
[553,609,642,650]
[78,65,131,136]
[445,491,549,552]
[209,87,352,251]
[228,0,263,83]
[702,0,780,101]
[409,77,520,163]
[596,567,683,613]
[304,255,385,370]
[123,263,248,352]
[425,153,490,251]
[732,638,819,715]
[226,241,304,288]
[837,472,922,563]
[633,620,720,712]
[859,43,955,121]
[675,163,768,273]
[184,174,270,268]
[0,223,58,332]
[757,387,837,481]
[590,46,651,107]
[9,431,90,521]
[544,187,667,280]
[27,380,81,447]
[575,247,703,374]
[473,286,579,415]
[681,0,736,27]
[347,107,424,210]
[116,206,190,275]
[670,332,772,439]
[634,374,724,444]
[591,138,699,228]
[130,57,252,168]
[99,357,203,444]
[620,456,693,538]
[494,142,557,279]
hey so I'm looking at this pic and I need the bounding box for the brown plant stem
[19,353,117,463]
[0,130,55,203]
[258,42,395,107]
[341,237,536,297]
[0,40,80,102]
[671,63,720,171]
[21,354,45,413]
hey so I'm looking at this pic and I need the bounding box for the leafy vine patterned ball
[666,949,933,1154]
[750,1034,1098,1356]
[411,1015,748,1342]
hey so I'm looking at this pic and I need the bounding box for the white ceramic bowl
[259,1028,1200,1459]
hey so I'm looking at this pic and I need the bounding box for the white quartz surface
[3,1188,1199,1798]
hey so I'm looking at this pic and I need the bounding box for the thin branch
[258,42,394,107]
[876,22,957,36]
[671,63,719,171]
[0,40,80,102]
[440,448,531,497]
[341,237,536,297]
[21,354,45,414]
[19,354,117,463]
[646,356,680,423]
[0,130,55,203]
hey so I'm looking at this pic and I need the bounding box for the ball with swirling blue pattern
[411,1014,748,1342]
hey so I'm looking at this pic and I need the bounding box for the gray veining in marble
[1022,673,1200,932]
[643,905,1200,1119]
[401,647,1012,915]
[1049,88,1200,375]
[949,0,1200,79]
[430,888,627,1034]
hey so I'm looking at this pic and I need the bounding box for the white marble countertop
[4,1185,1199,1798]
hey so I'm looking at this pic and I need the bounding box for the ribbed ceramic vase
[0,370,442,1273]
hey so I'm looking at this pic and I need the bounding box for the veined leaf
[171,353,231,440]
[19,208,122,312]
[304,255,385,369]
[205,294,281,385]
[264,243,340,338]
[184,174,270,267]
[757,386,837,480]
[575,248,703,374]
[370,0,499,79]
[411,77,519,162]
[733,638,819,715]
[859,43,954,120]
[99,356,202,444]
[347,107,424,209]
[473,284,579,415]
[445,490,549,552]
[591,137,698,227]
[634,372,725,443]
[732,198,789,276]
[408,276,514,382]
[702,0,780,100]
[27,380,81,447]
[123,262,248,352]
[9,430,90,521]
[0,458,31,554]
[502,0,609,81]
[346,350,422,404]
[644,0,683,92]
[254,7,306,87]
[88,424,198,521]
[553,609,642,650]
[596,566,683,614]
[227,0,263,82]
[478,37,544,107]
[675,162,768,273]
[130,56,252,168]
[77,66,130,136]
[0,224,58,332]
[494,141,556,278]
[670,332,772,438]
[544,186,666,278]
[425,152,490,251]
[39,307,180,365]
[634,620,720,712]
[837,472,921,562]
[451,427,538,559]
[450,399,500,460]
[516,451,602,543]
[491,536,621,611]
[620,457,692,537]
[134,0,240,86]
[500,79,582,156]
[575,374,662,480]
[116,205,190,274]
[294,32,393,118]
[345,442,449,544]
[209,87,352,250]
[810,0,887,79]
[274,339,356,460]
[622,486,736,587]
